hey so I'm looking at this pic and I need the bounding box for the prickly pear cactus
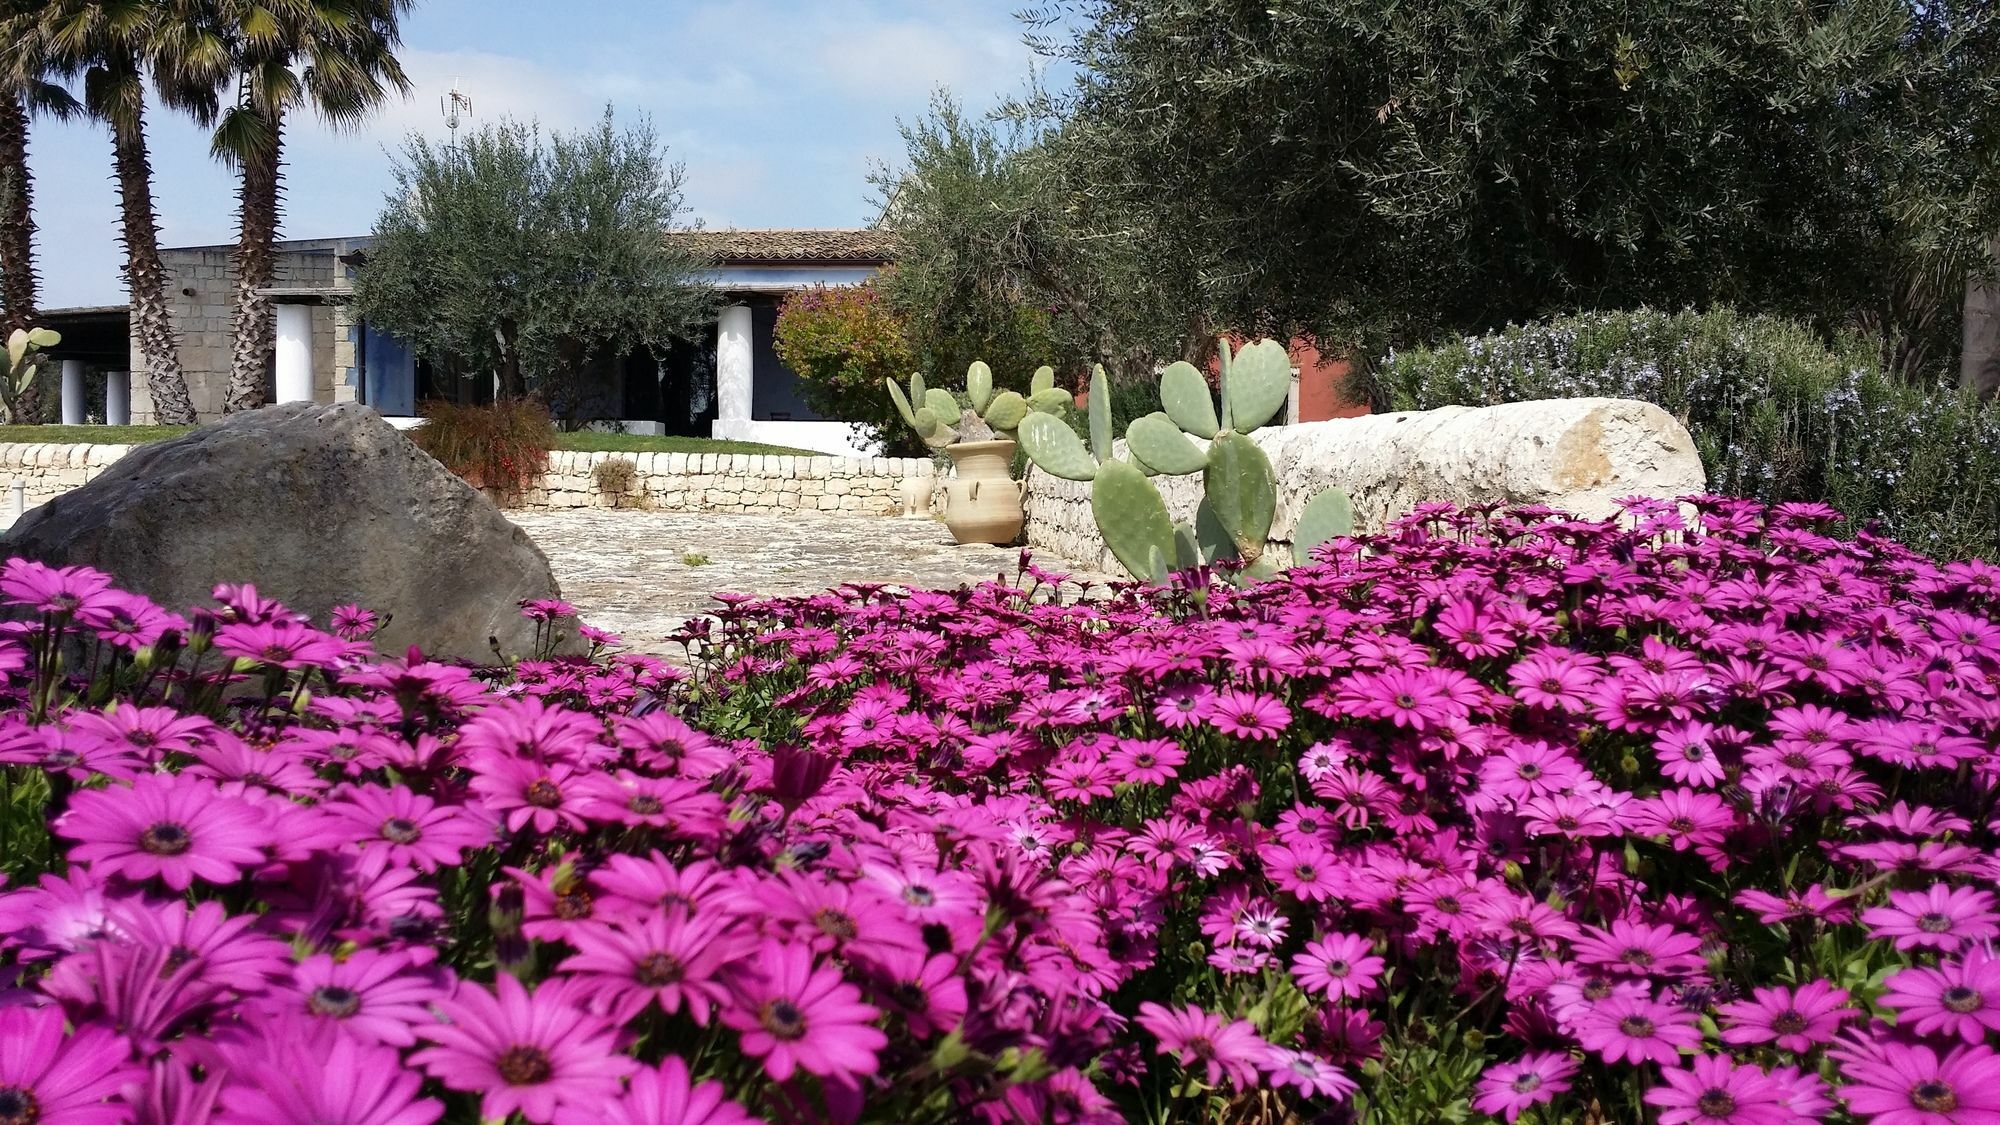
[884,362,1069,449]
[1013,337,1354,585]
[1,327,60,424]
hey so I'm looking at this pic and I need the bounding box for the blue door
[361,325,417,416]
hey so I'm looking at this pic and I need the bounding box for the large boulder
[3,402,564,661]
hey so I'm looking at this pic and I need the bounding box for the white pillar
[105,371,131,426]
[712,303,753,439]
[275,304,315,404]
[60,361,87,425]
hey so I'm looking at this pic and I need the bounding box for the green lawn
[0,424,191,444]
[550,432,822,457]
[0,423,821,458]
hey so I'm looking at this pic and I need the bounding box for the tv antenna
[442,78,473,154]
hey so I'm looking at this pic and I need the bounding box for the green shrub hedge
[1375,307,2000,559]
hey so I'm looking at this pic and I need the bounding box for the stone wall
[1024,398,1706,575]
[0,441,941,523]
[522,450,939,515]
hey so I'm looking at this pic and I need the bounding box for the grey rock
[3,402,565,661]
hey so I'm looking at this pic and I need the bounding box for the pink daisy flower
[1838,1042,2000,1125]
[282,948,449,1047]
[1261,1046,1356,1101]
[412,975,635,1124]
[1879,948,2000,1044]
[562,909,743,1025]
[551,1056,756,1125]
[1203,689,1291,740]
[0,1004,141,1125]
[214,1021,443,1125]
[324,784,495,871]
[1861,885,2000,953]
[1717,980,1852,1054]
[1134,1002,1267,1089]
[1572,919,1709,978]
[1291,933,1386,1003]
[1645,1054,1795,1125]
[1472,1052,1579,1123]
[56,774,272,891]
[1574,993,1702,1066]
[721,940,887,1083]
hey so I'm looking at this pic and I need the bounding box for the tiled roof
[670,227,897,265]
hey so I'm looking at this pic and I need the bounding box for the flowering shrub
[1,496,1999,1123]
[412,398,554,497]
[772,284,916,450]
[1376,307,2000,560]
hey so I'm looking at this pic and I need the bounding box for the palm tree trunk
[0,91,38,335]
[112,93,195,425]
[223,104,282,413]
[0,90,44,423]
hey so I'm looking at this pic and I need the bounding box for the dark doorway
[655,330,717,437]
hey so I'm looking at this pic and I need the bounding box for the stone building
[44,228,896,456]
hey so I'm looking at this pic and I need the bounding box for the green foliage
[771,282,916,452]
[353,109,712,420]
[410,398,552,497]
[0,324,54,423]
[1000,0,2000,374]
[1377,307,2000,559]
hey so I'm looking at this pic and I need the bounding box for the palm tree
[213,0,411,413]
[0,2,82,340]
[40,0,227,425]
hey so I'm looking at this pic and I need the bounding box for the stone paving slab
[507,509,1106,654]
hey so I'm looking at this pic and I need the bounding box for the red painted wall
[1073,337,1369,423]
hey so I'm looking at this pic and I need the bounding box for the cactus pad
[886,379,918,429]
[1159,361,1218,440]
[1030,365,1056,396]
[983,390,1029,433]
[1017,413,1099,481]
[966,361,994,414]
[1126,412,1207,475]
[1088,365,1112,463]
[1027,387,1073,413]
[1203,432,1276,562]
[1091,459,1175,583]
[923,388,961,427]
[1292,487,1354,565]
[1227,339,1293,432]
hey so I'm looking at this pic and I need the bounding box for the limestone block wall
[1024,398,1706,575]
[0,443,132,514]
[0,441,943,521]
[520,450,940,515]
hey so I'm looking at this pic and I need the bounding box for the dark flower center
[1669,817,1696,833]
[760,999,807,1040]
[380,818,422,845]
[635,952,684,986]
[553,891,592,920]
[1620,948,1654,967]
[1619,1016,1656,1038]
[1294,864,1318,881]
[1944,986,1982,1014]
[140,823,192,856]
[523,780,563,808]
[261,644,296,663]
[1516,763,1542,780]
[497,1045,554,1086]
[903,886,936,907]
[1918,912,1954,934]
[1911,1081,1958,1113]
[627,795,664,815]
[1682,745,1707,761]
[0,1086,40,1125]
[1394,694,1417,709]
[1324,959,1351,977]
[813,908,859,941]
[1697,1089,1737,1117]
[1510,1073,1542,1094]
[1539,678,1564,694]
[309,986,363,1018]
[1770,1010,1808,1035]
[1132,753,1156,768]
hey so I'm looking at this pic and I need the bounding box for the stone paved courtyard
[509,508,1105,653]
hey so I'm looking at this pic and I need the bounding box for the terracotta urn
[941,439,1024,545]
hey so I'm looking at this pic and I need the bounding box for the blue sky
[29,0,1054,307]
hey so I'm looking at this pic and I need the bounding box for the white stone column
[105,371,131,426]
[275,303,315,404]
[712,303,753,439]
[60,361,86,425]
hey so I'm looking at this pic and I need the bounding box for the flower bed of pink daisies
[1,496,1998,1125]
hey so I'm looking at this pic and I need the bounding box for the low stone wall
[0,441,941,522]
[1024,398,1706,575]
[521,450,939,515]
[0,443,132,512]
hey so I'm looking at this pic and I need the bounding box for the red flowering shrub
[772,283,915,449]
[2,496,2000,1122]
